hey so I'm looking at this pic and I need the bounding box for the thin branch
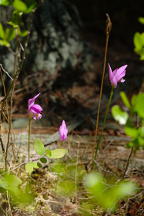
[0,64,13,80]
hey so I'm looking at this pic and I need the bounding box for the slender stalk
[5,47,19,170]
[122,147,134,178]
[103,87,114,129]
[28,118,32,161]
[95,14,112,137]
[94,14,112,159]
[95,87,114,157]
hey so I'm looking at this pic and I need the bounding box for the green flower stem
[28,118,32,161]
[103,87,114,129]
[95,87,114,158]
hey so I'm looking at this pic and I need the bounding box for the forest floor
[1,31,144,215]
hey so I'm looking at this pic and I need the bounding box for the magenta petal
[28,93,42,120]
[115,65,127,81]
[30,104,43,114]
[28,93,40,106]
[108,64,113,83]
[32,104,43,112]
[59,120,68,141]
[108,64,128,88]
[32,93,40,101]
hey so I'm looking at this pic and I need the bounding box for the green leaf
[25,0,37,13]
[19,30,29,37]
[138,127,144,137]
[120,91,131,109]
[138,17,144,24]
[125,127,138,138]
[84,172,137,212]
[13,0,36,13]
[0,0,10,6]
[132,93,144,118]
[0,174,34,206]
[25,162,38,174]
[34,139,45,155]
[131,94,137,106]
[0,39,10,47]
[0,23,5,39]
[40,157,47,163]
[37,162,42,168]
[134,32,144,51]
[105,181,137,211]
[5,28,16,41]
[46,148,68,159]
[111,105,128,125]
[0,174,22,192]
[13,0,27,12]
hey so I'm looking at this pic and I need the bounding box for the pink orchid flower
[59,120,68,141]
[108,64,128,88]
[28,93,43,120]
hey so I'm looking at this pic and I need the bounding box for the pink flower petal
[59,120,68,141]
[30,104,43,114]
[108,64,128,88]
[28,93,42,120]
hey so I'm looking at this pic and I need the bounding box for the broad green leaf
[34,139,45,155]
[138,17,144,24]
[0,23,5,39]
[132,93,144,118]
[105,181,136,211]
[138,127,144,137]
[13,0,27,12]
[0,174,22,194]
[37,162,42,168]
[84,172,104,188]
[0,39,10,47]
[112,105,128,125]
[120,91,131,109]
[5,28,16,41]
[134,32,144,51]
[125,127,138,138]
[19,30,29,37]
[25,0,37,13]
[84,172,137,212]
[45,149,51,157]
[46,148,68,159]
[0,0,10,6]
[7,21,19,28]
[40,157,47,163]
[138,137,144,147]
[131,94,137,106]
[25,162,38,174]
[0,174,34,206]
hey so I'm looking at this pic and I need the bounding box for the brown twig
[94,14,112,156]
[122,147,134,178]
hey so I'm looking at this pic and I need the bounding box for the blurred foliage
[0,173,34,206]
[50,159,86,197]
[0,0,36,47]
[133,17,144,60]
[112,92,144,149]
[83,172,137,213]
